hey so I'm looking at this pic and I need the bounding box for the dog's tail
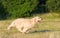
[7,25,12,30]
[7,22,15,30]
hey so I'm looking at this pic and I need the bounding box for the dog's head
[32,16,42,23]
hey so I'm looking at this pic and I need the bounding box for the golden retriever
[7,16,41,33]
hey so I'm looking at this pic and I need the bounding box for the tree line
[0,0,60,19]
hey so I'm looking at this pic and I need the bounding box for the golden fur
[7,16,41,33]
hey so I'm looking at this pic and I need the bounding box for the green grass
[0,18,60,38]
[0,13,60,38]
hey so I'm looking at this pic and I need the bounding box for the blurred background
[0,0,60,19]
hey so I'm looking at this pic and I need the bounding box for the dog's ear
[33,16,42,22]
[31,17,36,23]
[32,17,37,22]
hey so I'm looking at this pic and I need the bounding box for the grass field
[0,13,60,38]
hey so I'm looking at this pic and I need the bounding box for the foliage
[46,0,60,12]
[0,0,60,19]
[1,0,38,18]
[0,1,8,20]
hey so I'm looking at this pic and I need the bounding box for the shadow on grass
[29,30,60,34]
